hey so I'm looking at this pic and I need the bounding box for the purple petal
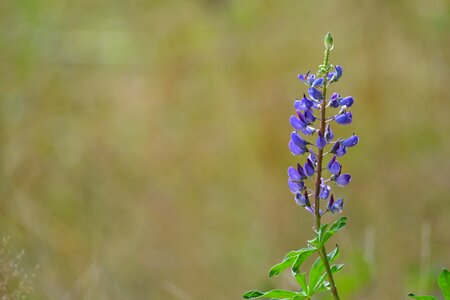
[308,87,323,101]
[302,126,316,135]
[291,131,307,148]
[325,124,334,142]
[288,180,303,193]
[288,166,301,181]
[329,161,342,175]
[335,112,352,125]
[294,192,308,207]
[336,174,351,186]
[342,134,359,147]
[319,183,330,200]
[340,96,354,107]
[290,115,305,130]
[304,159,315,177]
[316,131,326,149]
[289,140,305,155]
[311,78,324,87]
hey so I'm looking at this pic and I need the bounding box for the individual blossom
[335,111,352,125]
[327,155,342,175]
[319,182,330,200]
[289,131,308,155]
[316,131,326,149]
[327,194,344,214]
[342,134,359,147]
[334,174,351,187]
[295,190,310,207]
[304,158,315,177]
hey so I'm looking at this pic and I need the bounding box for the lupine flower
[327,194,344,214]
[319,183,330,199]
[308,87,323,101]
[324,124,334,142]
[335,111,352,125]
[329,93,340,108]
[295,191,310,207]
[316,131,326,149]
[340,96,354,107]
[342,134,359,147]
[330,141,347,157]
[311,78,324,87]
[304,158,315,177]
[335,174,351,186]
[328,155,342,175]
[289,131,308,155]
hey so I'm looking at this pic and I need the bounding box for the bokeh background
[1,0,450,299]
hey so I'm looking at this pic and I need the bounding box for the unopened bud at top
[324,32,334,51]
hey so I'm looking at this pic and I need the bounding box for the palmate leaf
[438,268,450,300]
[242,289,298,299]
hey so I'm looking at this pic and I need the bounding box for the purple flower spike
[342,134,359,147]
[290,115,306,130]
[324,124,334,142]
[308,87,323,101]
[340,96,354,107]
[327,155,342,175]
[327,194,344,214]
[335,174,351,186]
[316,131,326,149]
[335,112,352,125]
[319,183,330,200]
[304,159,315,177]
[288,180,304,193]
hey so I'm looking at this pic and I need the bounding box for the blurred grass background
[1,0,450,299]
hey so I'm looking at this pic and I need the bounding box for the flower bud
[324,32,334,50]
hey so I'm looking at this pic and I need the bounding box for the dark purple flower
[311,78,324,87]
[316,131,326,149]
[304,158,315,177]
[288,166,303,181]
[291,132,307,148]
[329,92,341,108]
[294,95,316,111]
[289,140,307,155]
[301,126,316,135]
[327,194,344,214]
[327,155,342,175]
[340,96,354,107]
[324,124,334,142]
[319,183,330,200]
[290,115,306,130]
[308,151,317,164]
[342,134,359,147]
[335,112,352,125]
[303,110,316,124]
[288,180,304,193]
[330,141,347,157]
[329,65,343,82]
[308,87,323,101]
[335,174,351,186]
[295,190,310,207]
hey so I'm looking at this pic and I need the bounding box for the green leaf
[291,247,316,273]
[242,289,298,299]
[407,293,437,300]
[308,246,340,294]
[309,224,328,248]
[331,264,344,274]
[311,272,327,293]
[321,217,348,247]
[438,268,450,300]
[291,296,307,300]
[294,272,308,294]
[269,255,298,278]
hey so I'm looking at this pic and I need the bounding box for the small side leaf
[438,268,450,300]
[407,294,437,300]
[294,272,308,294]
[331,264,344,274]
[321,217,348,246]
[291,247,317,273]
[243,289,298,299]
[269,255,298,278]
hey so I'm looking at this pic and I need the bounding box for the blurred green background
[1,0,450,299]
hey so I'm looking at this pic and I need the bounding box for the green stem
[313,47,341,300]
